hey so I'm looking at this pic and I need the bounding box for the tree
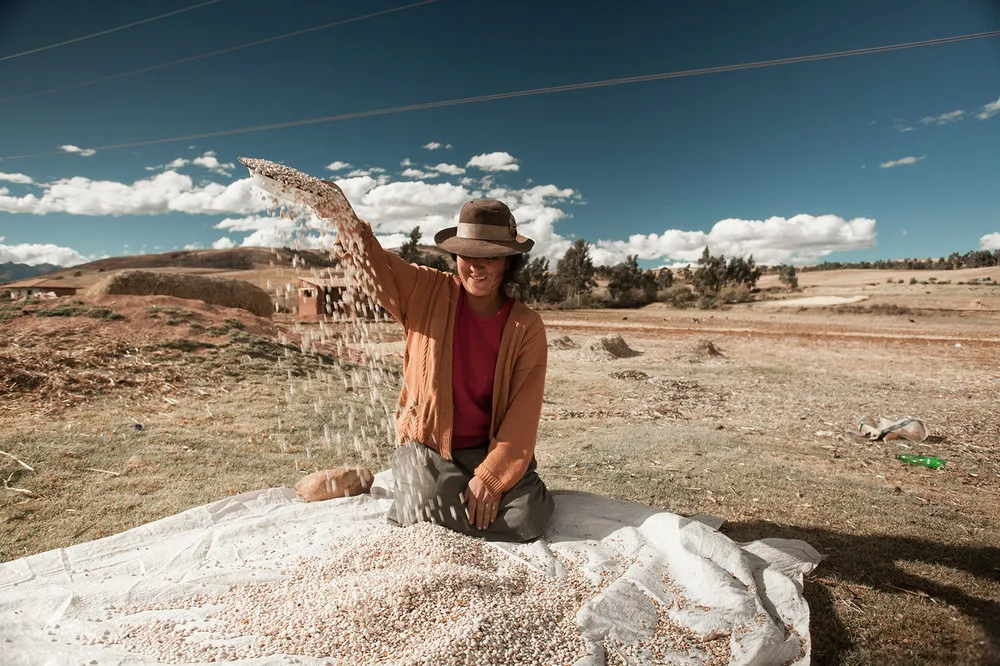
[692,247,726,297]
[778,264,799,289]
[398,226,453,272]
[522,255,552,304]
[725,255,762,290]
[555,239,597,305]
[399,227,422,264]
[607,255,640,303]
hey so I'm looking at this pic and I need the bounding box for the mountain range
[0,262,61,283]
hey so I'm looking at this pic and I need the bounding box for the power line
[2,28,998,161]
[0,0,224,62]
[0,0,440,104]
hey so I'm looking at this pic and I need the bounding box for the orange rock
[294,466,375,502]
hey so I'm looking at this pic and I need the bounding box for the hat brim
[433,227,533,257]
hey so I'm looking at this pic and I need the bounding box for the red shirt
[451,290,514,449]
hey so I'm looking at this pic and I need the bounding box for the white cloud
[0,172,33,184]
[0,240,88,266]
[427,163,465,176]
[346,167,386,178]
[319,180,473,236]
[192,151,234,176]
[3,145,887,272]
[401,168,438,180]
[372,232,409,249]
[467,152,519,172]
[423,142,452,150]
[214,215,285,232]
[400,158,413,167]
[897,126,915,133]
[591,215,877,267]
[144,157,189,172]
[980,233,1000,251]
[879,156,925,169]
[211,237,236,250]
[978,95,1000,120]
[920,110,965,125]
[0,171,265,216]
[325,161,351,171]
[331,175,378,203]
[60,145,97,157]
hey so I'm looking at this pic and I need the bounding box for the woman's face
[456,255,508,300]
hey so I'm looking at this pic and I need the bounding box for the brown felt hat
[434,199,534,257]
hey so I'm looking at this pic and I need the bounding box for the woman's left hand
[463,476,500,531]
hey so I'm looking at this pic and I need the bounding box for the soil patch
[754,295,869,308]
[609,370,650,381]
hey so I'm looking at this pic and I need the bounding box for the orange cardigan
[355,223,548,497]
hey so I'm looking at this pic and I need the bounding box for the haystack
[676,338,724,363]
[548,335,578,350]
[581,334,641,361]
[86,270,273,318]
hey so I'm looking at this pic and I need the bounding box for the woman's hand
[463,475,500,531]
[317,179,363,229]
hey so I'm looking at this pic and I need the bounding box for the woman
[323,187,553,543]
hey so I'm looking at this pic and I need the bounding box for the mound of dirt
[0,295,289,410]
[548,335,578,350]
[87,270,273,318]
[676,339,724,363]
[581,335,641,361]
[609,370,650,381]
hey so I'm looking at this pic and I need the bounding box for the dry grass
[86,270,274,317]
[539,306,999,665]
[1,274,999,665]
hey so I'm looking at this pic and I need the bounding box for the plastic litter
[897,453,946,469]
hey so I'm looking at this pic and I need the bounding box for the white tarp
[0,472,822,665]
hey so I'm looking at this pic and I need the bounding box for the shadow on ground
[722,521,1000,665]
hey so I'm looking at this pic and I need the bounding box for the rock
[295,466,375,502]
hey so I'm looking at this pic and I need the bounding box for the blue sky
[0,0,998,268]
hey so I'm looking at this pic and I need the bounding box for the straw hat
[434,199,534,257]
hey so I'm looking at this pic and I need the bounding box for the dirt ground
[1,272,998,665]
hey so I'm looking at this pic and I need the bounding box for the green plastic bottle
[897,453,946,469]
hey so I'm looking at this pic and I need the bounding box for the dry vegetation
[1,263,998,665]
[86,269,274,317]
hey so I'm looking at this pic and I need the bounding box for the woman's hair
[501,253,527,300]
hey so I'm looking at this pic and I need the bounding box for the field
[1,263,998,665]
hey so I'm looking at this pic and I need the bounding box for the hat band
[457,222,512,241]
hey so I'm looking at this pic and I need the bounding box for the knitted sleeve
[356,222,445,327]
[474,317,548,496]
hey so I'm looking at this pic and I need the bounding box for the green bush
[661,285,695,308]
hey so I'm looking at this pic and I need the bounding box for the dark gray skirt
[386,441,553,543]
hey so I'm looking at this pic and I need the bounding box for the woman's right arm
[317,180,433,326]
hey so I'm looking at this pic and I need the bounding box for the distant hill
[7,244,454,291]
[0,262,61,283]
[42,244,452,279]
[44,247,340,278]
